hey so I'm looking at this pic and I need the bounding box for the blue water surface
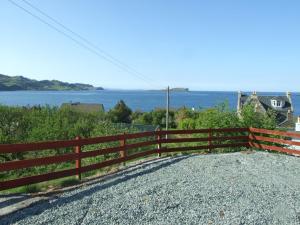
[0,90,299,115]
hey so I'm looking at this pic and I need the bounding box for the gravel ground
[1,151,300,225]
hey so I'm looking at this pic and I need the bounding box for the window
[276,101,281,107]
[271,100,282,108]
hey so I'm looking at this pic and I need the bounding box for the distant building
[237,91,294,127]
[290,117,300,152]
[61,102,104,113]
[296,117,300,132]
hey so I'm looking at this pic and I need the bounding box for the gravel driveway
[1,151,300,225]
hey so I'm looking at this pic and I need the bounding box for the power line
[8,0,161,88]
[8,0,156,87]
[20,0,156,86]
[20,0,157,86]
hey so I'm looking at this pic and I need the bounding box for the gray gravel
[1,151,300,225]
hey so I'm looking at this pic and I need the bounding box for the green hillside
[0,74,103,91]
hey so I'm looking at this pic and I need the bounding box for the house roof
[241,95,292,111]
[238,93,293,126]
[257,96,292,112]
[61,102,104,113]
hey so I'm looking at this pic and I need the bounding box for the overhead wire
[8,0,162,89]
[20,0,157,86]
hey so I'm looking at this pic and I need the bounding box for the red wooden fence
[0,127,299,191]
[249,127,300,155]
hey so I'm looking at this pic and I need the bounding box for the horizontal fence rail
[249,127,300,155]
[1,127,299,191]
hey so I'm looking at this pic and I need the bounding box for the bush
[178,102,240,129]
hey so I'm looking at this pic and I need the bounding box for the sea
[0,90,299,115]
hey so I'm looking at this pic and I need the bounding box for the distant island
[0,74,103,91]
[148,87,189,92]
[170,88,189,92]
[159,87,189,92]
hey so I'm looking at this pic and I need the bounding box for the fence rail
[249,127,300,155]
[0,127,299,191]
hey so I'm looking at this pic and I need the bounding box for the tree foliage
[107,100,132,123]
[0,100,277,146]
[239,104,277,129]
[178,102,240,129]
[132,108,176,128]
[177,102,277,130]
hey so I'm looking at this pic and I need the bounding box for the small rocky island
[159,87,189,92]
[149,87,189,92]
[0,74,103,91]
[170,87,189,92]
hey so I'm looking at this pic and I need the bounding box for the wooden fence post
[248,127,253,148]
[120,132,127,166]
[75,136,82,180]
[208,129,213,153]
[156,128,162,157]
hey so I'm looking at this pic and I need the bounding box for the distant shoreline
[0,88,107,92]
[0,74,104,91]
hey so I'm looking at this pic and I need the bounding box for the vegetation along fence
[1,127,299,191]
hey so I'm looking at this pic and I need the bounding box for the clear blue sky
[1,0,300,91]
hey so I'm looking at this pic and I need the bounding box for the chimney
[296,116,300,132]
[287,109,293,121]
[238,90,242,98]
[286,91,294,112]
[251,91,259,101]
[237,91,242,112]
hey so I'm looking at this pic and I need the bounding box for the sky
[0,0,300,91]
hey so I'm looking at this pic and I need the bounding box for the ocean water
[0,90,299,115]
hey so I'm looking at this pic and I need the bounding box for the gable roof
[61,102,104,113]
[240,95,292,112]
[238,93,293,126]
[257,96,292,112]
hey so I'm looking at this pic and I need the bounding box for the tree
[132,108,176,128]
[178,102,240,129]
[175,107,197,127]
[107,100,132,123]
[239,104,277,129]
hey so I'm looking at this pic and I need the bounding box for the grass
[21,184,40,193]
[60,178,81,188]
[1,176,80,194]
[0,165,124,194]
